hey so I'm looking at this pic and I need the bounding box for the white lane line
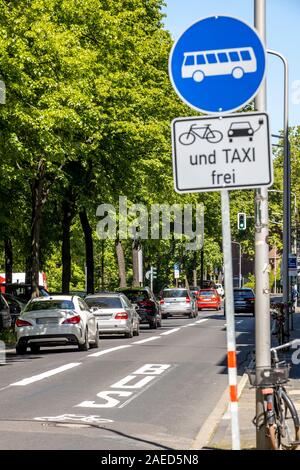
[132,336,160,345]
[88,345,131,358]
[160,328,181,335]
[195,319,209,324]
[10,363,81,386]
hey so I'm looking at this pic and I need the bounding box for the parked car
[85,292,140,337]
[159,288,197,318]
[197,289,222,311]
[0,283,49,303]
[214,283,225,298]
[15,295,99,354]
[116,287,161,329]
[200,280,216,289]
[232,288,255,315]
[0,294,11,330]
[2,293,25,326]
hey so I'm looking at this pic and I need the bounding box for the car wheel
[90,327,100,349]
[16,344,27,355]
[149,320,157,329]
[133,323,140,336]
[30,345,40,354]
[125,328,133,338]
[79,328,89,351]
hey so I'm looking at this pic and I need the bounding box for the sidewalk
[207,308,300,450]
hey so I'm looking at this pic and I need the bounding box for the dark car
[2,293,25,326]
[116,287,161,329]
[0,294,11,330]
[190,286,200,298]
[233,288,255,315]
[0,283,49,303]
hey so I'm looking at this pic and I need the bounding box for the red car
[197,289,221,311]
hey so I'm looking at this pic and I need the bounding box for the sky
[162,0,300,135]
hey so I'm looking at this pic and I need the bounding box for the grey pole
[221,191,240,450]
[254,0,271,450]
[232,241,242,288]
[267,49,290,338]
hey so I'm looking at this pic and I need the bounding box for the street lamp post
[267,49,290,339]
[232,241,242,288]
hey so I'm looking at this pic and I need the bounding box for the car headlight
[228,130,234,136]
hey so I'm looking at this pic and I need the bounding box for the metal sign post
[221,190,240,450]
[254,0,271,450]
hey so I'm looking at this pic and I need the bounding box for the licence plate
[36,318,59,325]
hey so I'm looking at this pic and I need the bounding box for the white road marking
[88,345,131,358]
[195,319,209,324]
[182,323,196,328]
[160,328,181,335]
[132,336,160,344]
[34,414,114,424]
[10,363,81,386]
[76,363,172,409]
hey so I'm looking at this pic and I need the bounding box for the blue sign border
[168,15,267,114]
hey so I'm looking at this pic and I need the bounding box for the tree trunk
[79,208,94,295]
[4,237,13,293]
[132,240,139,287]
[61,196,75,294]
[115,239,127,288]
[30,160,47,298]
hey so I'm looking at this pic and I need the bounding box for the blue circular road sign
[169,15,266,114]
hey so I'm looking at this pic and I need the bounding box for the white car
[15,295,99,354]
[85,293,140,338]
[215,283,225,297]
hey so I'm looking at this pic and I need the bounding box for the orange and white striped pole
[221,190,241,450]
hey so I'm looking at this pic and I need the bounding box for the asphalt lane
[0,311,255,449]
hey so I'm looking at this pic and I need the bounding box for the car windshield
[85,297,122,308]
[199,290,215,297]
[120,291,149,302]
[163,289,188,298]
[24,300,75,312]
[234,290,254,298]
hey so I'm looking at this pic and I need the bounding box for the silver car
[85,293,140,338]
[15,295,99,354]
[160,288,197,318]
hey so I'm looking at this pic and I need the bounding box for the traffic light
[237,212,246,230]
[151,267,157,279]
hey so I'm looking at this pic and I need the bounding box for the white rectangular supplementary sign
[171,112,272,193]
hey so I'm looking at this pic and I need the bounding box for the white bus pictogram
[181,47,257,82]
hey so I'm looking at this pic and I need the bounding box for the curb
[190,372,249,450]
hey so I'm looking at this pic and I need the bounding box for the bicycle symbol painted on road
[178,123,223,145]
[34,414,114,425]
